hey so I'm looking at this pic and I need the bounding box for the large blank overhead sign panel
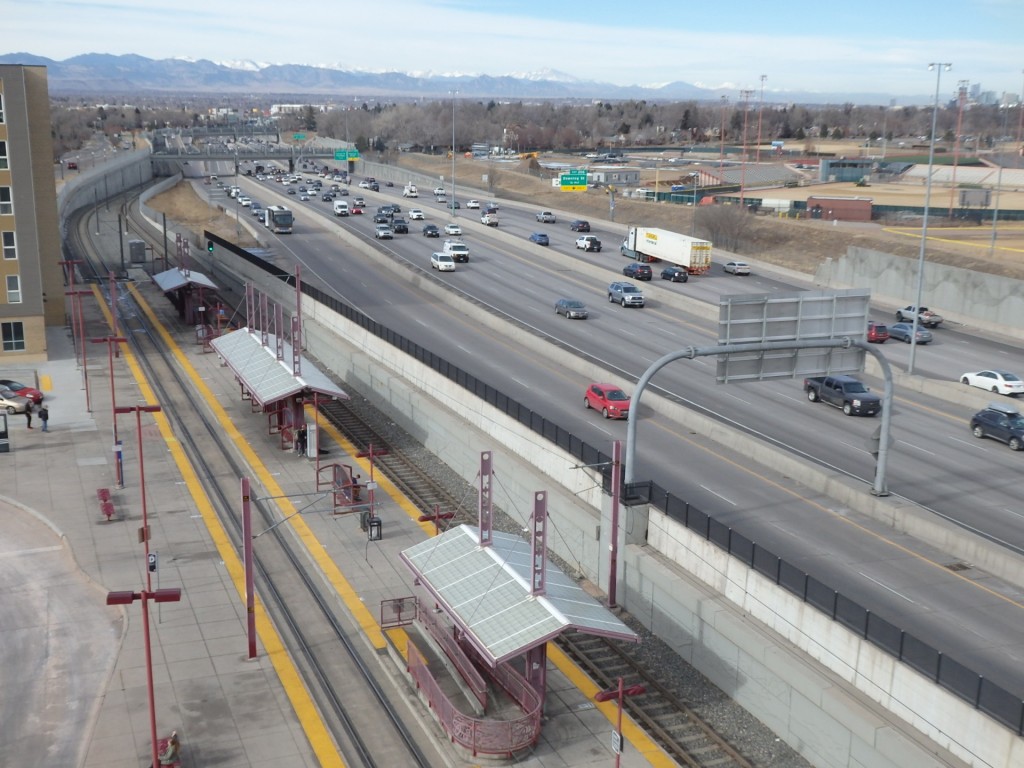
[716,289,870,383]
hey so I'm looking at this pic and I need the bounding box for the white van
[333,200,349,217]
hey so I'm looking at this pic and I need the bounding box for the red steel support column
[241,477,257,659]
[608,440,621,610]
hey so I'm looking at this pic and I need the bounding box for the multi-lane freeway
[210,165,1024,699]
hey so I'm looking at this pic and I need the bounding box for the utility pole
[755,74,767,163]
[739,90,755,207]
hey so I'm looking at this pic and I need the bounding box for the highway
[210,166,1024,698]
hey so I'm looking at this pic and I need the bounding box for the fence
[207,231,1024,735]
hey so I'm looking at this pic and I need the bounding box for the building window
[0,93,4,123]
[0,187,11,215]
[2,321,25,352]
[6,274,21,303]
[1,231,14,260]
[0,140,6,170]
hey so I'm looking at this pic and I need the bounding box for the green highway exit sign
[293,133,306,140]
[334,149,361,161]
[560,170,588,191]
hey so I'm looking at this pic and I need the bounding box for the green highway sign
[334,149,361,161]
[293,133,306,140]
[560,170,588,191]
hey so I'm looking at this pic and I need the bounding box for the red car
[584,383,630,420]
[0,379,43,403]
[867,321,889,343]
[350,206,363,215]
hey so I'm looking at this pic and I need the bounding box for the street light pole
[91,337,127,488]
[908,62,951,376]
[115,404,162,589]
[106,588,182,768]
[450,89,458,218]
[755,74,767,163]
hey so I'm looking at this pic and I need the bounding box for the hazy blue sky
[8,0,1022,98]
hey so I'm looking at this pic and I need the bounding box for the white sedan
[431,252,455,271]
[444,223,462,236]
[466,199,481,209]
[960,370,1024,397]
[723,261,751,275]
[408,209,425,220]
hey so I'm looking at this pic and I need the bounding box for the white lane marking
[699,485,737,506]
[859,571,916,604]
[510,377,529,388]
[949,436,987,450]
[896,440,936,456]
[723,391,750,405]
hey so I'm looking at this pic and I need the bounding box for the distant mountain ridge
[0,53,908,105]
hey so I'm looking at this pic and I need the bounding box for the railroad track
[558,633,755,768]
[110,185,779,767]
[71,204,436,768]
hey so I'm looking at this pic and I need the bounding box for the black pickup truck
[804,375,881,416]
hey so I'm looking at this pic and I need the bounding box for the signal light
[207,240,215,253]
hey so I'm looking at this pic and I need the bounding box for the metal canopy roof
[209,328,348,408]
[400,525,637,666]
[152,267,219,292]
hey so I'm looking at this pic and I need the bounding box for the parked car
[0,379,43,403]
[431,252,456,272]
[623,263,653,280]
[888,322,932,344]
[0,389,31,414]
[660,266,689,282]
[584,383,631,420]
[723,261,751,275]
[444,223,462,236]
[529,232,550,246]
[408,209,425,220]
[867,321,889,343]
[569,220,591,232]
[960,370,1024,397]
[896,306,943,328]
[422,224,441,238]
[970,402,1024,450]
[555,298,589,319]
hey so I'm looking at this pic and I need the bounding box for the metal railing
[208,232,1024,735]
[407,642,541,756]
[418,605,489,709]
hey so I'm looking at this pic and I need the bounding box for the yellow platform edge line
[113,285,343,768]
[547,643,678,767]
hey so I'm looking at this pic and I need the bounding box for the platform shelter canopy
[153,266,219,292]
[401,524,637,667]
[209,327,348,409]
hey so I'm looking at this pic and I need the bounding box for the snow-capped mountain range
[0,53,905,105]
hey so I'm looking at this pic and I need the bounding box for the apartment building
[0,64,63,359]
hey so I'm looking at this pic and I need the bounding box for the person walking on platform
[38,405,49,432]
[24,402,33,429]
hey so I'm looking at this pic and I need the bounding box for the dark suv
[622,262,653,280]
[970,402,1024,450]
[570,219,591,232]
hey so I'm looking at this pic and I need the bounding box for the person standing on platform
[38,404,49,432]
[24,402,33,429]
[295,423,308,458]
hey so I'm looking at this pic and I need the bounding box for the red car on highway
[584,383,631,420]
